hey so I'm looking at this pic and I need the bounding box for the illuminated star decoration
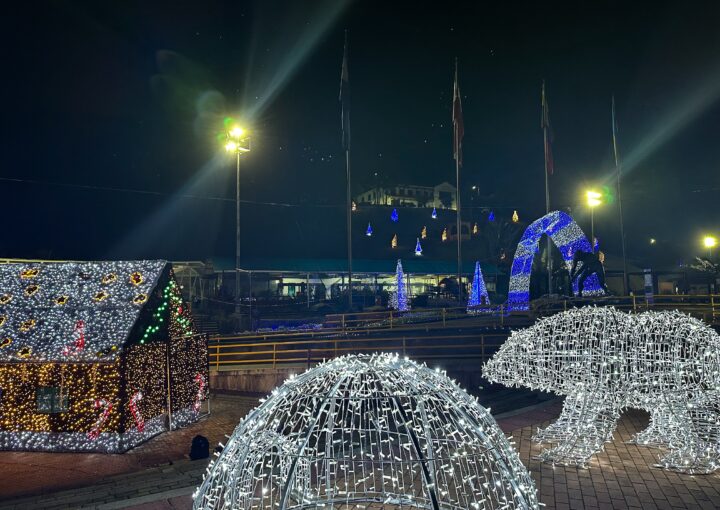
[193,353,540,509]
[483,307,720,474]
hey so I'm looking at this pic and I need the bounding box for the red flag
[541,81,554,175]
[453,64,464,167]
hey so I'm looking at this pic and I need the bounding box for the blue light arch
[507,210,603,310]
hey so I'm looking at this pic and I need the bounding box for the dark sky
[3,0,720,266]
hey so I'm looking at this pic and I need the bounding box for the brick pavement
[2,396,720,509]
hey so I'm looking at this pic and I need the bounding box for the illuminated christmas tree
[391,208,399,222]
[390,259,409,311]
[467,261,490,314]
[431,207,437,219]
[414,238,422,256]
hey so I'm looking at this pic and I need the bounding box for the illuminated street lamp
[225,125,251,325]
[704,235,717,258]
[586,190,602,253]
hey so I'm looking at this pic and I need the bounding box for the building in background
[356,182,457,210]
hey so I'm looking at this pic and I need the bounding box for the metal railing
[209,331,510,370]
[207,295,719,370]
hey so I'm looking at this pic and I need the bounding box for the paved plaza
[1,395,719,509]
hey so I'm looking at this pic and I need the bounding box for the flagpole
[454,58,463,302]
[341,30,352,310]
[542,81,553,295]
[612,95,628,295]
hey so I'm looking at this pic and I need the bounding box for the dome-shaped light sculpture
[194,354,539,509]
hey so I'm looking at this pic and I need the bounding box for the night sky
[3,1,720,267]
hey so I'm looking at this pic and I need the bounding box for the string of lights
[483,306,720,474]
[0,261,208,453]
[193,353,539,509]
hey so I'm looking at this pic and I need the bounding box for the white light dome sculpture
[194,354,539,509]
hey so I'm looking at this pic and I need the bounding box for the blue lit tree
[467,261,490,314]
[389,259,410,311]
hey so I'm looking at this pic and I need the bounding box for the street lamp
[585,190,602,253]
[703,235,717,258]
[225,125,251,327]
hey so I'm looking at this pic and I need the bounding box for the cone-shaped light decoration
[431,207,438,219]
[512,210,519,223]
[442,228,448,242]
[391,234,398,248]
[415,238,423,256]
[489,210,495,222]
[421,226,427,239]
[391,208,399,222]
[366,222,373,236]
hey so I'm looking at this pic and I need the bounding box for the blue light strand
[507,211,603,311]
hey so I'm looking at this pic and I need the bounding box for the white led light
[194,353,539,509]
[483,306,720,474]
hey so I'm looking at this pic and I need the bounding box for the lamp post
[225,126,250,328]
[586,190,602,253]
[704,235,717,259]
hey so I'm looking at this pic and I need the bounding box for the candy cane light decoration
[193,373,206,413]
[87,398,112,440]
[129,391,144,432]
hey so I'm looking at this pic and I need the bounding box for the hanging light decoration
[414,238,423,256]
[483,307,720,474]
[390,208,399,222]
[431,207,437,219]
[193,354,540,509]
[512,210,519,223]
[391,234,397,248]
[365,222,373,237]
[441,228,448,242]
[421,226,427,239]
[473,222,479,234]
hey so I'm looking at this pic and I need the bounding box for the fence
[207,295,719,369]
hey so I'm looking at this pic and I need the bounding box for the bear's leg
[656,393,720,474]
[534,389,620,468]
[630,405,678,447]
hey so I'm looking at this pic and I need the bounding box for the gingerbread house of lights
[193,354,539,510]
[0,260,208,453]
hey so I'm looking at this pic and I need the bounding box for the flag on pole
[453,63,464,166]
[340,31,351,150]
[541,81,554,175]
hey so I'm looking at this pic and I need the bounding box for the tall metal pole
[235,151,241,322]
[590,209,595,254]
[612,96,629,294]
[454,59,463,302]
[542,81,553,295]
[346,149,353,310]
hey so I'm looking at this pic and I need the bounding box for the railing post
[442,308,446,327]
[390,311,393,329]
[334,339,338,359]
[500,305,504,327]
[711,294,716,321]
[402,337,406,356]
[273,343,277,369]
[632,294,637,312]
[215,337,220,370]
[341,314,346,333]
[563,299,567,311]
[307,349,311,370]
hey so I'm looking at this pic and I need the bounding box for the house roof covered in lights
[0,260,168,363]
